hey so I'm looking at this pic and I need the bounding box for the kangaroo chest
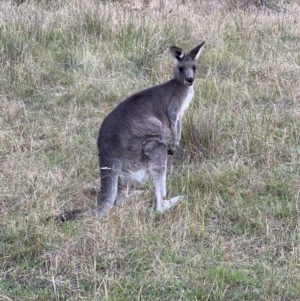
[178,86,194,118]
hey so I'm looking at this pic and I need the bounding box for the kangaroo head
[170,41,205,87]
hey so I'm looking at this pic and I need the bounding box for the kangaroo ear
[170,46,185,61]
[189,41,205,60]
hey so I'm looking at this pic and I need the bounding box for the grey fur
[94,41,205,217]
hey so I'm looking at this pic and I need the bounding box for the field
[1,0,300,300]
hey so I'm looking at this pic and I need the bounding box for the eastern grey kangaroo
[60,41,205,221]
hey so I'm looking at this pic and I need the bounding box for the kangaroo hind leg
[144,136,184,213]
[93,159,122,218]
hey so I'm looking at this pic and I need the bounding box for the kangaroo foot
[157,195,185,213]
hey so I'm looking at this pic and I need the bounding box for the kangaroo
[60,41,205,221]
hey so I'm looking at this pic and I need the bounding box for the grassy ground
[1,0,300,300]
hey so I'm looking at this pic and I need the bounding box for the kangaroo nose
[186,78,194,84]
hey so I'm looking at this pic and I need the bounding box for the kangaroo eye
[179,67,184,72]
[193,66,197,71]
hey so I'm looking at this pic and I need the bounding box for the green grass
[1,0,300,300]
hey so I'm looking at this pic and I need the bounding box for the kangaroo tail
[59,208,89,222]
[46,208,90,222]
